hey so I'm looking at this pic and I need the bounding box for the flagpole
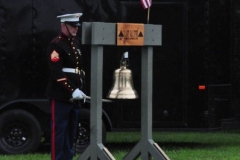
[147,7,150,24]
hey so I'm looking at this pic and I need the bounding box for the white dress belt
[62,68,80,75]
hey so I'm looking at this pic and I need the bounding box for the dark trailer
[0,0,239,154]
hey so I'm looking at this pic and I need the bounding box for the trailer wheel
[75,109,107,153]
[0,109,41,154]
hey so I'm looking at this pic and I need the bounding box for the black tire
[0,109,42,154]
[75,109,107,153]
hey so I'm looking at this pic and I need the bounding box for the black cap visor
[65,21,81,27]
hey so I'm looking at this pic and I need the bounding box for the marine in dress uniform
[46,13,85,160]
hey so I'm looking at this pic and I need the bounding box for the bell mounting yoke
[79,22,169,160]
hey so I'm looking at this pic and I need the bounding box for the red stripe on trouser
[51,100,56,160]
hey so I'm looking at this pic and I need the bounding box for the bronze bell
[107,55,138,99]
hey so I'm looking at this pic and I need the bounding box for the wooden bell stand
[78,22,170,160]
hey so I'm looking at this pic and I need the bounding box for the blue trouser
[51,99,81,160]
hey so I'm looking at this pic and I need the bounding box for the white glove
[72,88,86,99]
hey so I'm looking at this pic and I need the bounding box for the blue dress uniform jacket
[46,33,84,102]
[46,32,83,160]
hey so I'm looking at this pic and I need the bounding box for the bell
[107,59,138,99]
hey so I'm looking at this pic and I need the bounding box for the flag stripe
[141,0,152,9]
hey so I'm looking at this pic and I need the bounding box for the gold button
[75,68,79,74]
[73,47,75,49]
[68,85,70,87]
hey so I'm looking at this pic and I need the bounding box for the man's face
[61,23,79,37]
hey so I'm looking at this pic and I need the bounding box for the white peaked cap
[57,13,83,22]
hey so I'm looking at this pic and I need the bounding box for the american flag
[140,0,152,9]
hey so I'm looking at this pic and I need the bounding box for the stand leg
[123,47,170,160]
[78,46,115,160]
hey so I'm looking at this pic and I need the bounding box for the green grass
[106,131,240,160]
[1,131,240,160]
